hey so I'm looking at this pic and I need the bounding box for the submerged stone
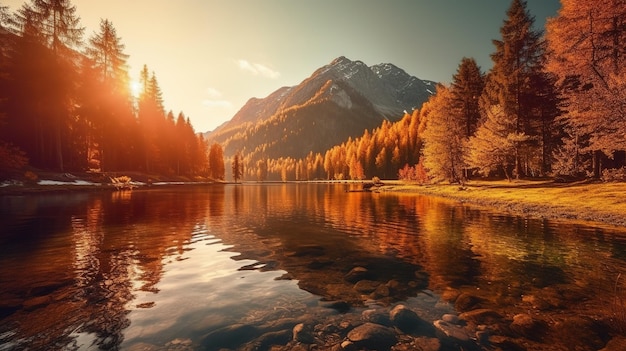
[362,309,392,326]
[201,323,259,350]
[292,323,315,344]
[389,304,426,333]
[433,320,471,342]
[454,293,484,312]
[510,313,546,341]
[346,323,397,350]
[353,280,380,294]
[345,267,370,283]
[459,308,503,325]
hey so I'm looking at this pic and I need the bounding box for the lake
[1,183,626,351]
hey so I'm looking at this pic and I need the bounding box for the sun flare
[130,80,142,98]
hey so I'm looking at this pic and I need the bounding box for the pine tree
[208,143,225,180]
[83,19,132,171]
[257,159,268,181]
[137,66,166,172]
[86,19,128,85]
[477,0,546,178]
[450,57,485,138]
[10,0,84,171]
[232,152,243,183]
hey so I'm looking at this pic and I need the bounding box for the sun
[130,80,142,98]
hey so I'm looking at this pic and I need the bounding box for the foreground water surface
[1,183,626,350]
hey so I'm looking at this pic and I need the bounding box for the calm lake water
[1,183,626,350]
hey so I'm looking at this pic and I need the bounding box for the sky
[4,0,561,133]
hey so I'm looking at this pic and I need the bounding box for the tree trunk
[55,118,64,172]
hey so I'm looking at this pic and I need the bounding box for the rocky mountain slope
[206,56,436,161]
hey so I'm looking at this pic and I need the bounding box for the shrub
[602,167,626,182]
[0,142,28,177]
[24,171,38,184]
[397,158,430,185]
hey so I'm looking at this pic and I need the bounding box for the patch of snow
[38,180,99,186]
[331,87,352,109]
[1,180,22,187]
[151,181,203,186]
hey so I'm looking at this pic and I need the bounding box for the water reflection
[1,184,626,350]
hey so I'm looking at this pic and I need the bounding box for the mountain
[206,56,436,163]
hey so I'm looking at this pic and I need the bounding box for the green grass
[382,180,626,228]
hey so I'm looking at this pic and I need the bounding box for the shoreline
[3,176,626,230]
[380,180,626,229]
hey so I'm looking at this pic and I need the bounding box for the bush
[0,142,28,178]
[602,167,626,182]
[397,159,430,185]
[24,171,38,184]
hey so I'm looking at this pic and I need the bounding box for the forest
[244,0,626,182]
[1,0,625,184]
[0,0,226,181]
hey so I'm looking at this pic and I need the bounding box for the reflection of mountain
[205,57,436,162]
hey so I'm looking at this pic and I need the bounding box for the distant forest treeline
[238,0,626,182]
[0,1,226,179]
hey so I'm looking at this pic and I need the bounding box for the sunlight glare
[130,80,142,98]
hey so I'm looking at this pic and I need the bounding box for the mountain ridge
[205,56,437,164]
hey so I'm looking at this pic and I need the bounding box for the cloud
[201,87,233,109]
[205,87,223,99]
[202,99,233,109]
[237,59,281,79]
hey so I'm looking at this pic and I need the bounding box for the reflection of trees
[408,196,482,289]
[0,187,214,350]
[6,184,626,348]
[212,184,428,305]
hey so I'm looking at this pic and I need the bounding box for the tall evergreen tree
[83,19,133,171]
[476,0,547,178]
[208,143,225,180]
[232,152,243,183]
[9,0,84,171]
[450,57,485,138]
[137,66,166,172]
[86,19,128,85]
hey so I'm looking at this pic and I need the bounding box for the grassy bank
[381,180,626,228]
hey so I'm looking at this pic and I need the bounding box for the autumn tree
[257,159,268,181]
[232,152,243,183]
[546,0,626,176]
[422,85,467,183]
[208,143,225,180]
[195,134,210,176]
[475,0,549,178]
[467,105,525,180]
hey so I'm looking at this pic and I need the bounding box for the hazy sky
[4,0,560,133]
